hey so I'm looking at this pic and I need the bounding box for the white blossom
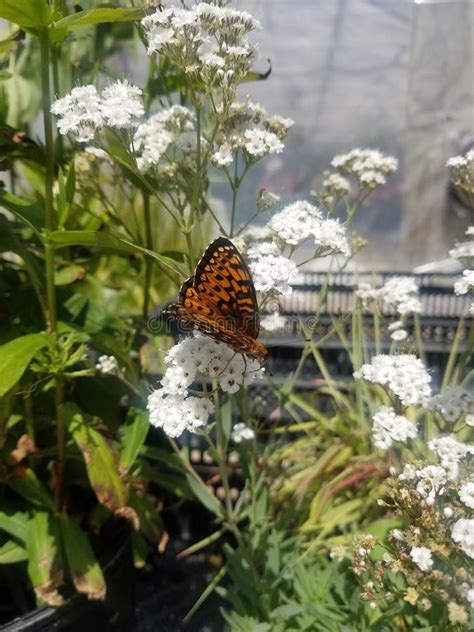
[247,242,298,295]
[466,414,474,427]
[211,144,233,166]
[243,128,284,158]
[231,422,255,443]
[428,386,473,423]
[51,85,104,142]
[450,241,474,261]
[399,464,417,481]
[147,333,263,438]
[322,173,350,196]
[415,465,447,506]
[391,329,408,341]
[331,148,398,190]
[428,435,474,480]
[268,200,350,256]
[96,355,119,375]
[466,588,474,608]
[260,311,287,332]
[454,269,474,295]
[444,506,454,519]
[354,354,431,407]
[100,80,144,128]
[458,481,474,509]
[451,518,474,559]
[410,546,434,571]
[371,406,417,450]
[379,277,422,315]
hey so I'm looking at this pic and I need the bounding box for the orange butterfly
[163,237,268,360]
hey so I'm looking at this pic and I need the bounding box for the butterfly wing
[178,237,260,338]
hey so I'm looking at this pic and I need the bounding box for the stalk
[40,28,65,511]
[142,189,153,318]
[213,390,233,522]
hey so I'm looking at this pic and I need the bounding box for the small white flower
[454,269,474,295]
[379,277,422,315]
[466,588,474,608]
[410,546,433,571]
[371,406,417,450]
[443,506,454,519]
[391,329,408,341]
[458,481,474,509]
[428,386,473,423]
[399,464,417,481]
[100,80,144,128]
[211,144,233,166]
[243,128,284,158]
[231,422,255,443]
[96,355,119,375]
[428,435,474,480]
[451,518,474,559]
[247,243,298,295]
[331,148,398,188]
[466,414,474,427]
[354,354,431,407]
[450,241,474,260]
[261,311,287,332]
[389,528,405,541]
[322,173,350,195]
[51,85,104,142]
[415,465,447,504]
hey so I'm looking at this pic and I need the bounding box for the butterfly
[163,237,268,360]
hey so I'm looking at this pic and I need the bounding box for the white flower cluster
[371,406,417,450]
[450,227,474,262]
[268,200,350,256]
[247,242,298,295]
[356,277,422,317]
[211,101,292,167]
[410,546,433,571]
[354,354,432,407]
[51,81,144,143]
[147,333,262,437]
[428,386,473,423]
[399,464,448,506]
[459,481,474,509]
[260,310,287,332]
[133,105,195,172]
[451,518,474,559]
[454,269,474,295]
[231,422,255,443]
[331,148,398,190]
[95,354,119,375]
[322,172,351,196]
[428,434,474,480]
[141,4,260,91]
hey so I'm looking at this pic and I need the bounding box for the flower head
[231,422,255,443]
[96,354,119,375]
[247,242,298,295]
[458,481,474,509]
[410,546,433,571]
[428,435,474,480]
[451,518,474,559]
[371,406,417,450]
[354,354,431,407]
[51,85,104,143]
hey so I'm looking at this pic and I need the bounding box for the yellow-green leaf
[52,8,143,30]
[119,408,149,473]
[0,540,27,563]
[26,512,63,606]
[0,0,52,28]
[59,514,106,600]
[65,404,128,511]
[0,333,48,397]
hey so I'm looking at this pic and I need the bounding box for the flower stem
[40,28,65,511]
[213,390,233,522]
[143,189,153,318]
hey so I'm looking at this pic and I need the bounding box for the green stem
[213,390,233,522]
[229,154,239,237]
[143,189,153,318]
[40,28,64,512]
[39,28,57,333]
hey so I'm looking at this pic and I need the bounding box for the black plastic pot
[0,530,134,632]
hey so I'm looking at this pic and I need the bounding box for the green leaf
[0,509,29,542]
[119,408,149,473]
[52,8,143,30]
[220,398,232,447]
[0,0,52,28]
[0,188,44,238]
[54,264,85,286]
[186,474,223,517]
[0,333,49,397]
[0,540,28,563]
[49,230,183,274]
[128,490,163,545]
[26,511,63,606]
[65,403,128,511]
[58,514,106,600]
[132,531,149,568]
[8,468,55,509]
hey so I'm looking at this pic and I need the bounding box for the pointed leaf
[65,403,128,511]
[0,0,52,27]
[0,333,49,397]
[8,468,55,510]
[186,474,223,517]
[127,490,163,545]
[49,230,183,274]
[52,8,143,30]
[58,514,106,600]
[26,511,63,606]
[0,509,29,542]
[119,408,149,473]
[0,540,27,563]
